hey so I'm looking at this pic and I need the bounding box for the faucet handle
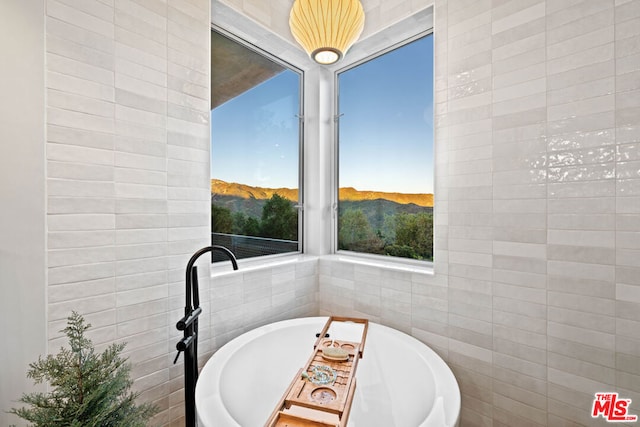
[173,334,196,364]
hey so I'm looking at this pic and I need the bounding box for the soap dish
[322,346,349,361]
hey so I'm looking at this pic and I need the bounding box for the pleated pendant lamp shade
[289,0,365,65]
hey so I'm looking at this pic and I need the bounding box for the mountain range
[211,179,433,207]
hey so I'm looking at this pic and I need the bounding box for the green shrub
[9,312,157,427]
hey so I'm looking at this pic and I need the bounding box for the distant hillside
[211,179,298,201]
[211,179,433,207]
[339,199,432,232]
[339,187,432,208]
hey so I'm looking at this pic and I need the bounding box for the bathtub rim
[195,316,460,427]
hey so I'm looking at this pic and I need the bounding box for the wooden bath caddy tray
[265,317,369,427]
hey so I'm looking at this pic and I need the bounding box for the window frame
[210,25,306,261]
[332,29,435,267]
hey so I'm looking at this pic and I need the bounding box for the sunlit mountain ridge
[211,179,433,207]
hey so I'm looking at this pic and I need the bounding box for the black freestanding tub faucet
[174,245,238,427]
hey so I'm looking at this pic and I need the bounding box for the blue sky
[339,35,434,194]
[211,70,300,188]
[211,34,434,194]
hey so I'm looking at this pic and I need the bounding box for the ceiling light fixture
[289,0,365,65]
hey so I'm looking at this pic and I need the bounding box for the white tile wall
[9,0,636,426]
[43,0,217,424]
[615,0,640,422]
[315,1,640,426]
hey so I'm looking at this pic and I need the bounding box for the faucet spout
[211,245,239,270]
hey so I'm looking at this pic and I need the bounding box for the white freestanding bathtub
[195,317,460,427]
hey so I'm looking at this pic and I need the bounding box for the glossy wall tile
[318,1,640,426]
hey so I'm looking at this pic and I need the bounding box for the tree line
[212,193,298,241]
[339,208,433,261]
[212,194,433,261]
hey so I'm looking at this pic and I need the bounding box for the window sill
[210,253,318,278]
[322,253,434,276]
[210,252,434,278]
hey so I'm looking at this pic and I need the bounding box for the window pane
[337,34,434,261]
[211,30,301,261]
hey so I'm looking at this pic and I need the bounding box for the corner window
[210,29,303,261]
[336,34,434,262]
